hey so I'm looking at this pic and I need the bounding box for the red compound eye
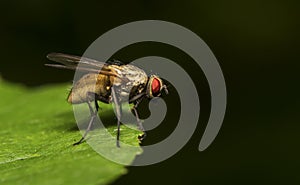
[151,78,161,96]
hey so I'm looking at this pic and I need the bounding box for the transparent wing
[45,53,117,76]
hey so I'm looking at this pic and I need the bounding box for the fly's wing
[45,53,117,77]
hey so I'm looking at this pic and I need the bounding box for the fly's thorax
[110,64,148,101]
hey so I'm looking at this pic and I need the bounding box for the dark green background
[0,0,299,184]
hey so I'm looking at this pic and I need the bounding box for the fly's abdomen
[67,73,111,104]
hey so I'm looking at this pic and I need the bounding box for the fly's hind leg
[73,92,99,146]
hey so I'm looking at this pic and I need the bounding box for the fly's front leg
[111,86,122,147]
[73,92,99,146]
[130,95,146,141]
[132,106,146,141]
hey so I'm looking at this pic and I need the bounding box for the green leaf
[0,80,142,185]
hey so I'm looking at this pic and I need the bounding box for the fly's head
[146,75,168,99]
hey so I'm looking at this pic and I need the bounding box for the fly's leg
[111,86,122,147]
[73,92,99,146]
[132,106,146,141]
[129,95,146,141]
[95,98,99,111]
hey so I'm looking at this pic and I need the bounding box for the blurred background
[0,0,299,184]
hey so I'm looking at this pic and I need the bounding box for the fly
[46,53,168,147]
